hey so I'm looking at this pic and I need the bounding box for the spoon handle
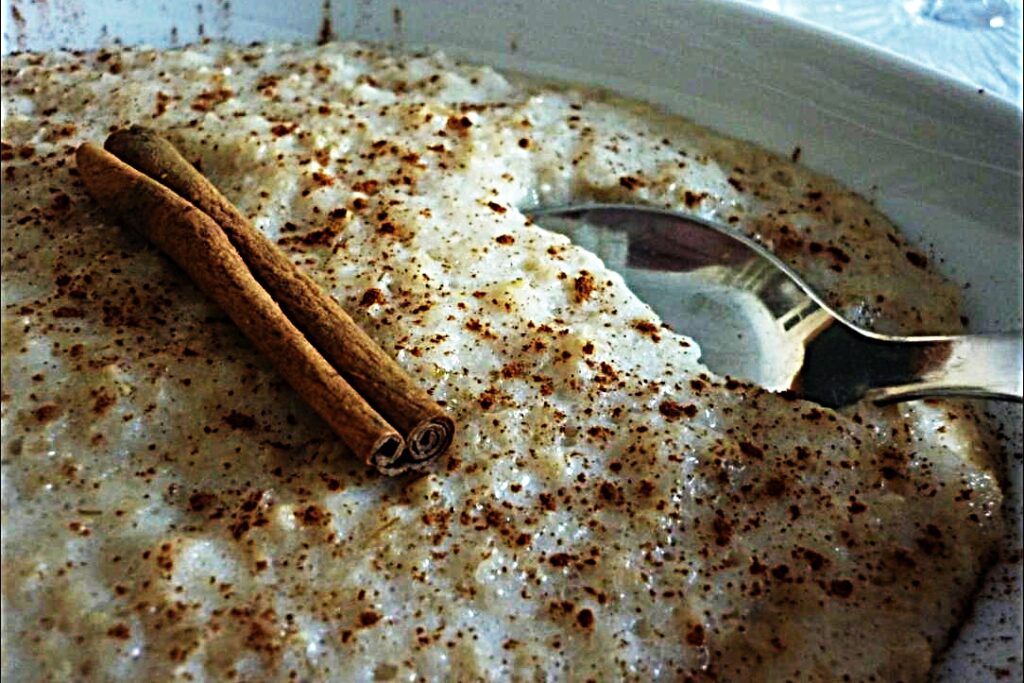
[865,332,1023,404]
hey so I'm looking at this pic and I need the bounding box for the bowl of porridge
[2,1,1021,681]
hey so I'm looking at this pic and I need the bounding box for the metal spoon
[526,203,1022,408]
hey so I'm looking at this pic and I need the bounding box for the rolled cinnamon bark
[105,126,454,464]
[76,143,409,473]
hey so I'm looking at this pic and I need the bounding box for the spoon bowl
[527,204,1022,408]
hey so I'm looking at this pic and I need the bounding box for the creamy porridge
[0,42,1003,681]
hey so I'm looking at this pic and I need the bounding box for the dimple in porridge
[0,42,1001,681]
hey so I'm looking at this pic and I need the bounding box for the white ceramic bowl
[3,0,1021,679]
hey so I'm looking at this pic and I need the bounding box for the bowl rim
[713,0,1023,114]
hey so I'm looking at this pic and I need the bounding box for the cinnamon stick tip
[369,434,414,475]
[369,430,404,457]
[74,141,106,168]
[407,415,456,462]
[105,124,161,148]
[74,142,133,206]
[104,125,178,167]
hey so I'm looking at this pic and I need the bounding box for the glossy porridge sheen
[0,42,1003,682]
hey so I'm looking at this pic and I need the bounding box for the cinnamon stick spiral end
[408,415,456,463]
[368,433,413,476]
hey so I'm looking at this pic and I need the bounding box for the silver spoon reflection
[527,204,1022,408]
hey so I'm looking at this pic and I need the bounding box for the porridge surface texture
[0,42,1002,682]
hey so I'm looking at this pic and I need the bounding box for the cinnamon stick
[104,126,454,465]
[75,143,413,473]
